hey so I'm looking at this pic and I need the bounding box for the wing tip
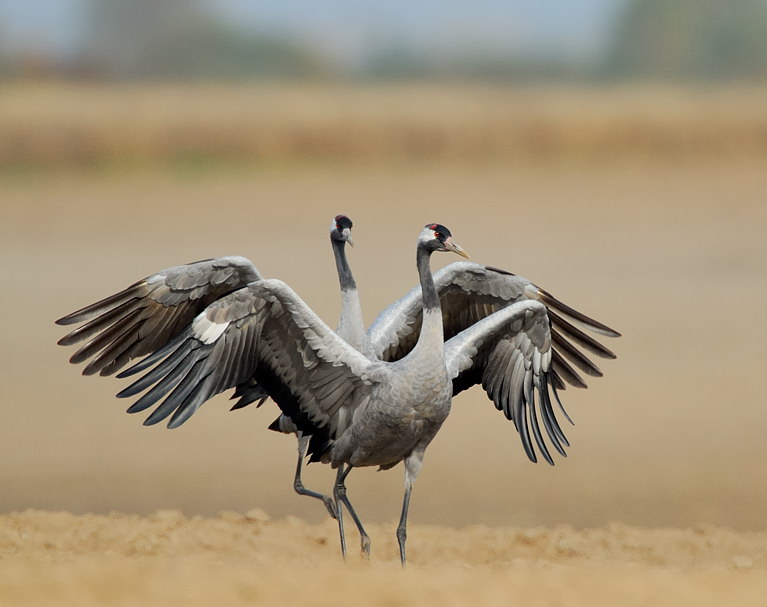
[57,334,77,346]
[539,289,621,338]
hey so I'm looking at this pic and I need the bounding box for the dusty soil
[1,155,766,604]
[2,510,767,607]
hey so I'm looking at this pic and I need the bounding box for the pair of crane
[57,216,619,565]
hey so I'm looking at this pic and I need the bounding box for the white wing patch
[192,312,229,344]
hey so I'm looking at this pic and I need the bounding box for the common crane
[57,221,619,564]
[56,216,359,519]
[99,224,565,565]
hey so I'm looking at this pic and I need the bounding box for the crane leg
[293,435,337,520]
[333,464,371,559]
[396,480,412,566]
[397,453,423,567]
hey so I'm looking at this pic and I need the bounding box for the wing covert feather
[443,300,569,465]
[56,256,263,376]
[116,279,379,440]
[368,261,618,393]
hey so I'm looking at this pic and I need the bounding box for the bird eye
[434,231,443,240]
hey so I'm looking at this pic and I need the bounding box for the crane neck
[413,243,445,355]
[333,238,370,355]
[332,239,356,293]
[416,244,441,313]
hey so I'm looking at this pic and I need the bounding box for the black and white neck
[416,239,441,313]
[412,225,450,353]
[332,233,356,293]
[413,223,470,349]
[330,216,369,355]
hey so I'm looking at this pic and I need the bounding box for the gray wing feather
[56,256,262,376]
[443,300,568,465]
[116,279,378,436]
[366,282,422,361]
[368,261,618,392]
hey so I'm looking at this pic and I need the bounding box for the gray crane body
[331,308,451,471]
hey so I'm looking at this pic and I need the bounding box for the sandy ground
[2,158,766,604]
[2,510,767,607]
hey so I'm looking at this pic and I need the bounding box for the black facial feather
[425,223,451,242]
[335,215,353,231]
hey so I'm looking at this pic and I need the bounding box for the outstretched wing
[115,279,381,456]
[443,300,565,466]
[367,261,619,391]
[56,256,262,377]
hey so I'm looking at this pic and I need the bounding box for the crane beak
[342,228,354,246]
[445,237,470,259]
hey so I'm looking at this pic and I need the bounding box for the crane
[57,220,619,565]
[56,216,359,519]
[108,223,577,565]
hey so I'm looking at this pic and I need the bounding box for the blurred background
[4,0,767,82]
[1,1,766,530]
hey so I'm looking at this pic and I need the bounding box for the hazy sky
[0,0,624,60]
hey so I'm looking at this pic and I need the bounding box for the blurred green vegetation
[605,0,767,80]
[1,0,766,82]
[82,0,333,80]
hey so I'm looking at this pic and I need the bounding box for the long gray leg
[334,466,348,559]
[333,464,371,559]
[293,435,337,519]
[396,453,423,567]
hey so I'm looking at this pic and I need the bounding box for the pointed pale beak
[445,237,470,259]
[342,228,354,246]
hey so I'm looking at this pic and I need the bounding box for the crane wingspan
[56,256,262,377]
[443,300,569,466]
[368,261,619,391]
[114,279,380,445]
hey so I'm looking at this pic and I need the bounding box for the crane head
[421,223,470,259]
[331,215,354,246]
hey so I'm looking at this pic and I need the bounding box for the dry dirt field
[1,84,766,605]
[2,510,767,606]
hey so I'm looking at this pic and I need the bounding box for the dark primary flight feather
[56,256,269,403]
[114,278,380,449]
[442,300,565,465]
[367,260,619,395]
